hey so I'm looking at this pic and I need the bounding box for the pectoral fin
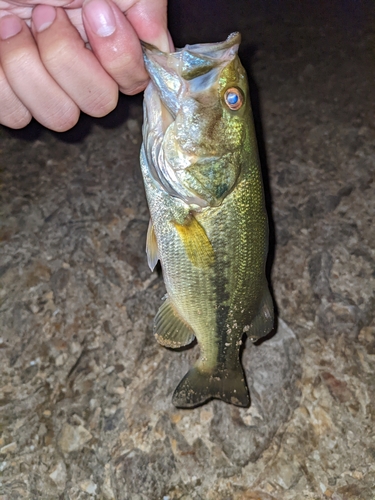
[146,220,159,271]
[172,215,214,268]
[245,287,274,342]
[154,296,196,348]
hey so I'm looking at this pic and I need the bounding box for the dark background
[3,0,374,142]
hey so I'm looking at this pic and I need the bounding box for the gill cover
[142,33,245,209]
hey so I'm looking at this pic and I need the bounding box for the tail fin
[172,364,250,408]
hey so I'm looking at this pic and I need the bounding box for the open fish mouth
[141,33,243,209]
[142,32,241,118]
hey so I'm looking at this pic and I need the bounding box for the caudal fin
[172,364,250,408]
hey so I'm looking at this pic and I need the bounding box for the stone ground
[1,1,375,499]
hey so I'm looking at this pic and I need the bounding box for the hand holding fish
[0,0,170,130]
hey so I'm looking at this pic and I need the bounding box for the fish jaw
[141,32,241,116]
[142,32,247,209]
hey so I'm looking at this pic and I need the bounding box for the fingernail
[167,31,175,52]
[0,15,22,40]
[83,0,116,37]
[146,31,174,53]
[32,5,56,33]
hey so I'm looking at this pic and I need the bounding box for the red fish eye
[224,87,244,110]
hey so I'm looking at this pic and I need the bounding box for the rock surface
[1,1,375,499]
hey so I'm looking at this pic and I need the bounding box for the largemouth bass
[140,32,274,408]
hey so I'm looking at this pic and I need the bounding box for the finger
[82,0,149,95]
[0,14,79,131]
[124,0,172,52]
[0,62,31,128]
[32,5,119,117]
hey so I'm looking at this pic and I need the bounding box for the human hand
[0,0,171,131]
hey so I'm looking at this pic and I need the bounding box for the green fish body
[140,33,274,408]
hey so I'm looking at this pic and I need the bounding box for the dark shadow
[1,92,142,144]
[166,337,198,353]
[51,93,137,143]
[1,119,44,141]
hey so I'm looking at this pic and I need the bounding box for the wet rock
[97,263,122,288]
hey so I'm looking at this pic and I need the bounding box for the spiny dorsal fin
[146,219,159,271]
[172,215,214,268]
[154,297,196,348]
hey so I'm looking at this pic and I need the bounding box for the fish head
[142,33,250,209]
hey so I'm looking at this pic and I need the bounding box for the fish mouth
[141,32,241,118]
[141,33,242,208]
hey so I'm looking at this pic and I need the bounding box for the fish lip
[140,32,241,58]
[141,32,242,115]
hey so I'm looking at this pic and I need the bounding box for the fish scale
[140,33,274,408]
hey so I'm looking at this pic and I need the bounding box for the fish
[139,32,274,408]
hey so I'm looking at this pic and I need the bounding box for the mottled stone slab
[1,1,375,498]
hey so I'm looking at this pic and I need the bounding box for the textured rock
[57,423,93,454]
[49,461,67,491]
[1,1,375,499]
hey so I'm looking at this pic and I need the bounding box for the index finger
[83,0,149,95]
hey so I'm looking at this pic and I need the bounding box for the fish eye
[224,87,244,110]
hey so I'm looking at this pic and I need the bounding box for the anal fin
[154,297,195,348]
[245,287,274,342]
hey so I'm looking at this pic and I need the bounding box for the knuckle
[1,47,33,78]
[41,39,82,75]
